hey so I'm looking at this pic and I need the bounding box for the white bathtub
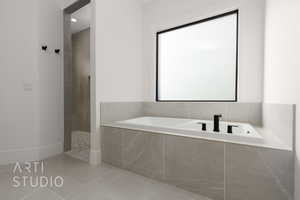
[107,117,264,144]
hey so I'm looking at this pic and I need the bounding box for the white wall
[91,0,143,164]
[0,0,65,164]
[95,0,144,102]
[264,0,300,198]
[142,0,265,102]
[0,0,37,164]
[0,0,143,165]
[35,0,65,158]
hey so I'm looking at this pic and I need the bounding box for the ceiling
[71,4,91,34]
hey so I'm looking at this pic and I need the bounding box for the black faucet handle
[201,123,206,131]
[227,125,238,134]
[197,122,207,131]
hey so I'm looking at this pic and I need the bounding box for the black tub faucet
[213,114,222,132]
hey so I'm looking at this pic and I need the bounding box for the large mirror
[156,10,238,102]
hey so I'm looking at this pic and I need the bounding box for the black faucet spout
[213,114,222,132]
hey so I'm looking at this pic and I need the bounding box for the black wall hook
[54,49,60,54]
[42,46,48,51]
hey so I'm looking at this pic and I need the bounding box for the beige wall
[72,28,91,132]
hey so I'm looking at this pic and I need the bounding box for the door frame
[63,0,97,165]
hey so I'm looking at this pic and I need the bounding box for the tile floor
[0,154,211,200]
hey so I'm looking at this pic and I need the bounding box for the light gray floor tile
[22,188,64,200]
[69,166,211,200]
[0,154,208,200]
[0,172,36,200]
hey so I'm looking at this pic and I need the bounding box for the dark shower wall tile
[121,130,164,180]
[72,29,91,132]
[225,143,291,200]
[164,135,225,200]
[64,118,72,151]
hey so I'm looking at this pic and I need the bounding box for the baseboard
[89,149,101,166]
[0,142,63,165]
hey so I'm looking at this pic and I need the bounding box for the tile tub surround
[142,102,263,126]
[100,102,144,123]
[101,127,294,200]
[100,102,262,126]
[263,103,296,150]
[165,135,225,200]
[226,144,294,200]
[100,102,295,150]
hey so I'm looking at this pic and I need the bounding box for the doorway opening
[63,0,92,162]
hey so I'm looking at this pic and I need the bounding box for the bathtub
[101,116,293,200]
[106,116,264,145]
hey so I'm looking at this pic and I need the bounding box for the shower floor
[65,130,90,162]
